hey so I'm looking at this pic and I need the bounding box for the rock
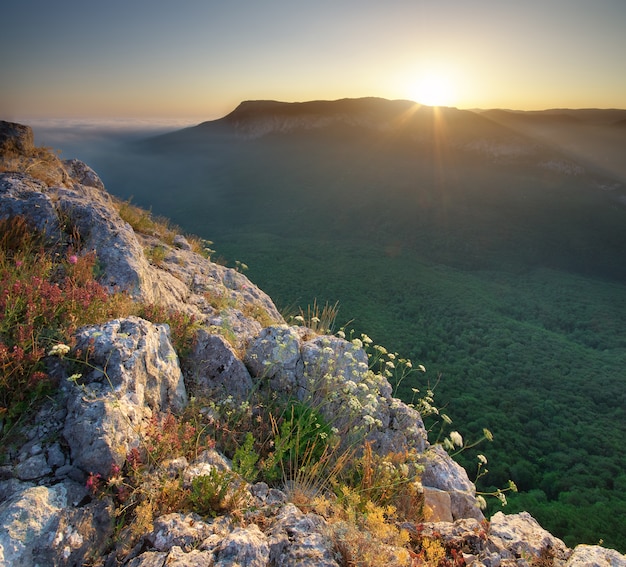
[147,513,213,552]
[0,122,68,186]
[420,445,484,521]
[161,546,214,566]
[186,330,254,400]
[0,121,34,153]
[268,504,339,567]
[63,317,187,476]
[412,517,489,558]
[245,325,304,391]
[488,511,571,563]
[566,544,626,566]
[125,551,167,567]
[0,173,61,237]
[0,481,109,567]
[0,484,67,567]
[46,443,67,469]
[43,497,114,566]
[246,325,479,518]
[172,234,192,250]
[14,453,51,481]
[62,158,105,189]
[213,524,270,567]
[422,486,453,522]
[55,183,157,297]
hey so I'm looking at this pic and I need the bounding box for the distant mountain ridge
[147,97,626,188]
[189,97,512,142]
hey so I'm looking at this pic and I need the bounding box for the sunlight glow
[405,68,457,106]
[410,72,456,107]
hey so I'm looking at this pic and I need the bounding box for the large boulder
[488,511,571,563]
[185,329,254,400]
[0,173,61,237]
[0,481,113,567]
[566,544,626,567]
[63,317,187,476]
[0,121,34,153]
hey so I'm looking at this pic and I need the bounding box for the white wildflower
[477,454,488,465]
[476,495,487,510]
[351,338,363,349]
[363,415,376,427]
[361,334,373,344]
[449,431,464,448]
[48,344,70,357]
[418,364,426,372]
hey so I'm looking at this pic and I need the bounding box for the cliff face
[0,120,623,566]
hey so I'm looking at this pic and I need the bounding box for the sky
[1,0,626,123]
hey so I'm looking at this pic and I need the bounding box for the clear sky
[2,0,625,121]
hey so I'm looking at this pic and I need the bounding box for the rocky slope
[0,120,624,566]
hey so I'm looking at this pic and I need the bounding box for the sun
[410,73,455,107]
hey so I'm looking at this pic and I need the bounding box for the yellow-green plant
[290,299,340,334]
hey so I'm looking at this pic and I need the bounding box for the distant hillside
[130,98,626,281]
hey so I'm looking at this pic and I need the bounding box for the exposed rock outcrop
[1,120,624,566]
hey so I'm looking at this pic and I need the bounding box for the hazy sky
[2,0,625,121]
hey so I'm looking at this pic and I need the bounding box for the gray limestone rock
[63,317,187,476]
[124,551,167,567]
[186,330,254,400]
[420,445,483,521]
[488,511,571,563]
[0,173,61,238]
[0,121,34,153]
[0,480,109,567]
[566,544,626,567]
[0,484,67,567]
[147,513,213,552]
[269,504,339,567]
[213,524,270,567]
[55,183,156,298]
[160,546,214,567]
[246,325,478,519]
[62,158,105,189]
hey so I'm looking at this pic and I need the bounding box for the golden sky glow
[1,1,625,121]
